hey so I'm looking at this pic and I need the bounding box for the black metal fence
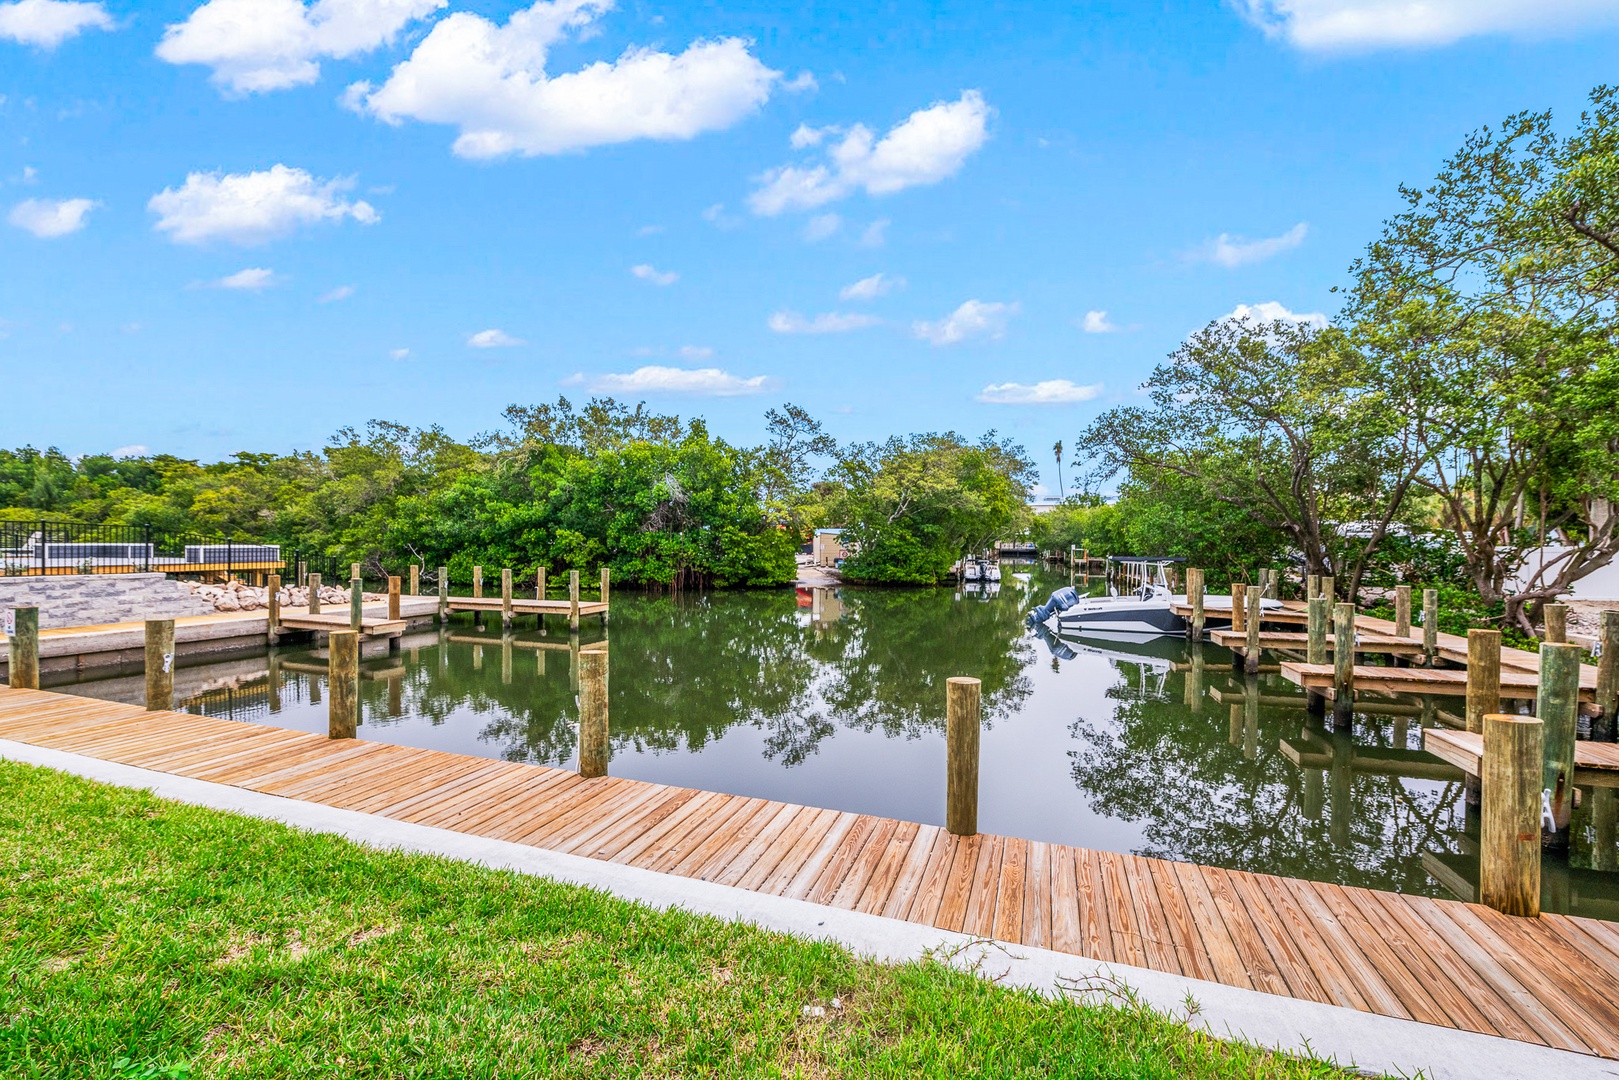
[0,520,338,582]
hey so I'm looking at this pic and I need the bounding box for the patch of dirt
[345,926,396,948]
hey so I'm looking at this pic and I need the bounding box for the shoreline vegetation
[0,763,1365,1079]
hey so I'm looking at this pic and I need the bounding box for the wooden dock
[276,611,407,638]
[7,686,1619,1060]
[1210,629,1426,656]
[1279,661,1598,702]
[1170,599,1308,624]
[1424,728,1619,789]
[445,597,609,619]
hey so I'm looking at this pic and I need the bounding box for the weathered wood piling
[267,573,281,645]
[328,629,358,739]
[349,575,363,633]
[144,618,174,711]
[1540,642,1583,842]
[308,572,322,615]
[1422,588,1438,663]
[1544,603,1568,645]
[1187,567,1205,638]
[1481,712,1543,917]
[1394,585,1412,638]
[1332,602,1355,729]
[501,567,514,630]
[569,570,580,632]
[1244,588,1262,675]
[6,606,38,690]
[578,649,609,778]
[946,676,981,836]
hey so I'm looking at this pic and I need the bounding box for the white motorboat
[1028,558,1288,636]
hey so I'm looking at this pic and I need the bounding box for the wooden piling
[328,629,359,740]
[438,567,448,623]
[569,570,580,632]
[1307,597,1328,665]
[579,649,609,778]
[1540,642,1583,840]
[1263,570,1279,600]
[350,562,361,583]
[600,566,610,604]
[1187,568,1205,638]
[387,575,401,621]
[6,606,38,690]
[946,676,981,836]
[1598,611,1619,742]
[349,576,363,632]
[1231,581,1247,635]
[1466,630,1502,735]
[501,634,513,685]
[1321,575,1334,601]
[1243,675,1259,759]
[1332,602,1355,729]
[472,565,483,599]
[1244,588,1262,675]
[1307,574,1320,601]
[1423,588,1439,662]
[1480,712,1543,917]
[308,573,322,615]
[501,568,513,630]
[536,566,546,601]
[267,573,281,645]
[1394,585,1412,639]
[409,564,419,597]
[143,618,174,711]
[1544,603,1568,645]
[1185,642,1204,712]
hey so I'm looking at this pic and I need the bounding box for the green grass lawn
[0,762,1370,1079]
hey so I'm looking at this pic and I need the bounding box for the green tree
[833,433,1034,585]
[1078,318,1422,598]
[1348,87,1619,628]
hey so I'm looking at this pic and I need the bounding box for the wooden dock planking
[1280,660,1597,702]
[1424,728,1619,788]
[7,687,1619,1059]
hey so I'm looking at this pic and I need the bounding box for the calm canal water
[49,567,1619,920]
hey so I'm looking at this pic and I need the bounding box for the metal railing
[0,520,291,579]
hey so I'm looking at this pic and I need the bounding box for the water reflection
[47,570,1619,919]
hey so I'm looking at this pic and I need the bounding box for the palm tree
[1053,440,1065,501]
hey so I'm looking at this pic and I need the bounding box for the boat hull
[1055,599,1186,636]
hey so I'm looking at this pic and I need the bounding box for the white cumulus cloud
[677,344,714,359]
[0,0,113,48]
[913,299,1017,346]
[111,444,149,457]
[468,328,523,348]
[1234,0,1619,49]
[802,212,841,242]
[7,196,95,237]
[1081,309,1117,333]
[319,284,355,302]
[1196,222,1308,268]
[767,310,880,335]
[631,263,678,286]
[157,0,445,95]
[352,0,779,159]
[149,165,379,245]
[1223,301,1329,329]
[976,380,1103,405]
[589,365,769,396]
[839,272,902,301]
[217,266,279,290]
[749,90,992,216]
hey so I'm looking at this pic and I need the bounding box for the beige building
[812,528,849,567]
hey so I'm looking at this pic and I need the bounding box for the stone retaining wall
[0,574,215,629]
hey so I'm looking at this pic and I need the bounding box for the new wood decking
[7,683,1619,1060]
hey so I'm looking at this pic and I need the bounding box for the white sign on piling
[2,609,12,638]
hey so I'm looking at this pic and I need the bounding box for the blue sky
[3,0,1618,496]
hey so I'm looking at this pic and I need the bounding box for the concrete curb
[4,739,1614,1080]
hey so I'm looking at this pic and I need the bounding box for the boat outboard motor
[1027,586,1081,626]
[1032,623,1079,660]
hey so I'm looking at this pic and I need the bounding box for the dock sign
[2,609,11,638]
